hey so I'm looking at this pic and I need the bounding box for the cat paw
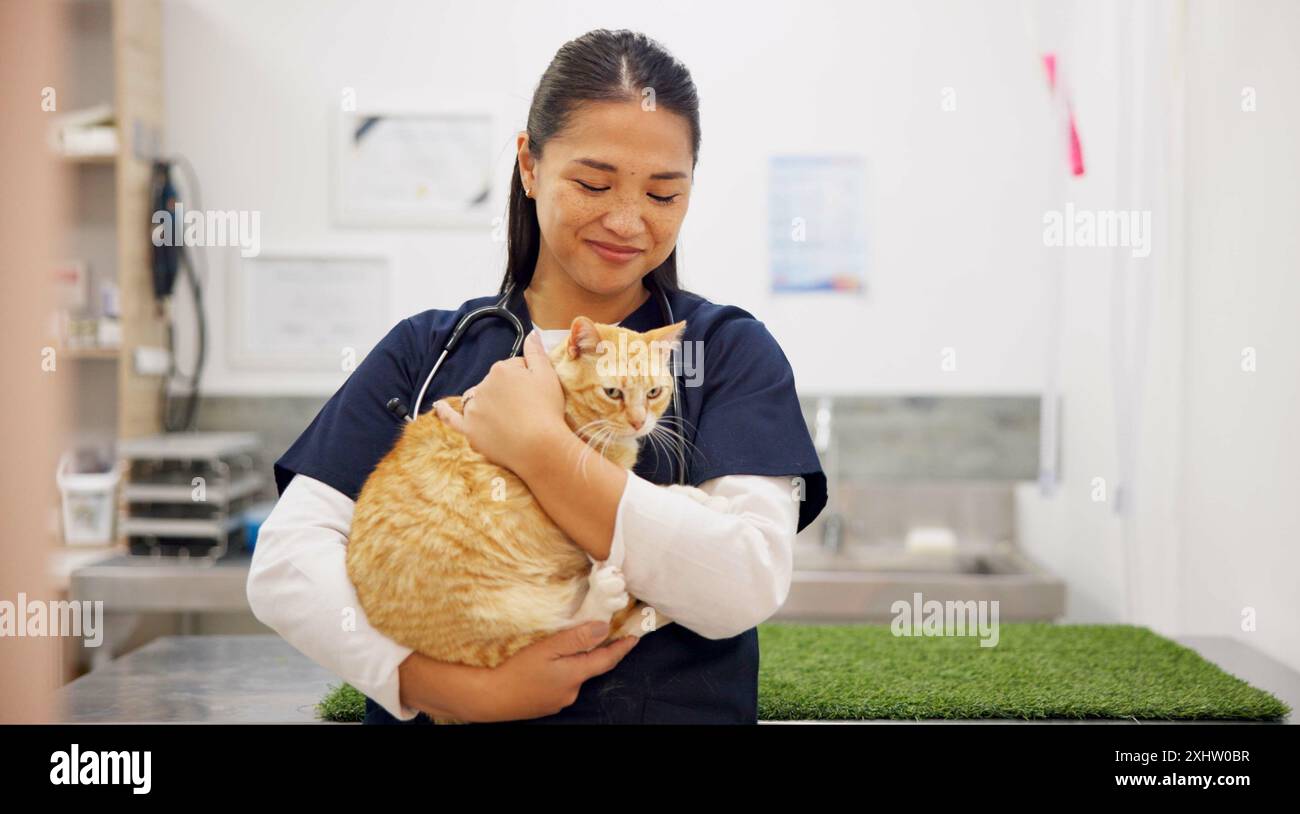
[575,563,630,622]
[589,563,629,611]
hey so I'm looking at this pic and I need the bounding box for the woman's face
[517,100,694,297]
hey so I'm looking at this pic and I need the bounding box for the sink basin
[777,540,1066,622]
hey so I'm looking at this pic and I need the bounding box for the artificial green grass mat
[317,680,368,723]
[316,623,1290,722]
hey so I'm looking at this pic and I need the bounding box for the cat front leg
[572,560,631,625]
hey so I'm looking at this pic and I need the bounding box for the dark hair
[500,29,701,297]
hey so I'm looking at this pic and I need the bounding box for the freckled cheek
[552,197,602,250]
[651,225,685,268]
[561,194,604,224]
[646,211,687,259]
[653,211,682,237]
[546,195,587,232]
[554,194,685,251]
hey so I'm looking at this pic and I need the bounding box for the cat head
[548,316,687,446]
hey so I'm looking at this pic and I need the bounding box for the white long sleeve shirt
[246,328,801,721]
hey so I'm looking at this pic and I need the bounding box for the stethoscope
[386,278,687,485]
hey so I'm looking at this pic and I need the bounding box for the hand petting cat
[432,329,569,476]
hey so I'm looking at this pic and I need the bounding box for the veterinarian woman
[247,29,826,724]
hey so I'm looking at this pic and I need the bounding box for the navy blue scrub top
[273,281,828,724]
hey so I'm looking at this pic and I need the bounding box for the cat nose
[629,415,645,430]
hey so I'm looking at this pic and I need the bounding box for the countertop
[57,635,338,724]
[55,633,1299,724]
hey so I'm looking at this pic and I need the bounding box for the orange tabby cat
[346,315,687,713]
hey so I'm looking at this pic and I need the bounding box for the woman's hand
[399,621,639,723]
[432,329,568,475]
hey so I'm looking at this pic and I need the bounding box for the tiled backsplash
[798,395,1041,481]
[814,480,1016,546]
[797,395,1042,548]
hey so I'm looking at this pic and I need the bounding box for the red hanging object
[1042,53,1086,177]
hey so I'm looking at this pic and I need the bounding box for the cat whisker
[582,425,622,480]
[643,425,695,481]
[573,417,613,444]
[640,427,666,472]
[649,425,707,476]
[574,425,611,480]
[649,421,706,463]
[645,426,677,465]
[654,414,700,435]
[598,425,619,461]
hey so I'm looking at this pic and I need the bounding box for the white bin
[56,451,122,546]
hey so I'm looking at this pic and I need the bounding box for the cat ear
[654,320,686,347]
[566,316,602,359]
[648,320,686,363]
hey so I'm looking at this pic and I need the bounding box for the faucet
[811,397,843,552]
[822,512,844,553]
[813,397,833,454]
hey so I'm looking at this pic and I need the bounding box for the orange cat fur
[346,315,687,700]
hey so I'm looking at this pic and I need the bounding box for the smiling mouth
[587,239,642,253]
[586,239,643,262]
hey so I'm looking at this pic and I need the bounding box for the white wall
[162,0,1055,396]
[1178,0,1300,670]
[1013,0,1134,628]
[1016,0,1300,675]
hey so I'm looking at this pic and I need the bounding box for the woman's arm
[512,424,627,561]
[514,438,799,638]
[602,472,800,640]
[510,432,803,636]
[428,329,659,561]
[437,403,801,638]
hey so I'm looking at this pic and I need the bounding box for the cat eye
[647,387,662,399]
[603,387,623,400]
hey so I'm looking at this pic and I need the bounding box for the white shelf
[119,432,262,461]
[121,515,243,540]
[123,472,265,504]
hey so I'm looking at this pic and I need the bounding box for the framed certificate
[228,252,393,372]
[332,104,497,228]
